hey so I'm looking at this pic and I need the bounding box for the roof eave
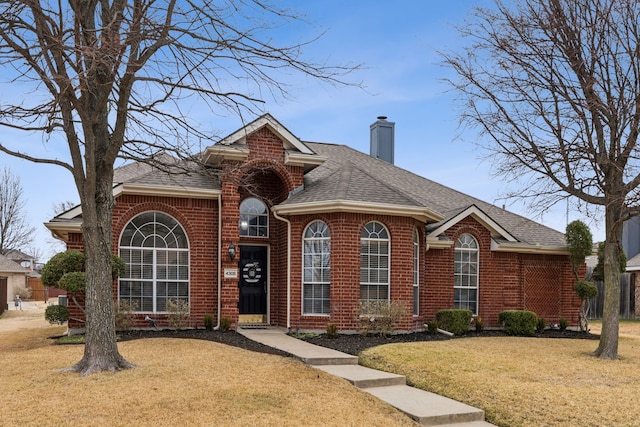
[284,151,327,172]
[273,200,443,223]
[492,240,569,255]
[44,221,82,242]
[115,183,221,199]
[203,146,250,165]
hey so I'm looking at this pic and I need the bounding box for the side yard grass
[360,321,640,427]
[1,326,415,427]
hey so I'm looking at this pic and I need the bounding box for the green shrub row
[435,309,472,336]
[498,310,537,336]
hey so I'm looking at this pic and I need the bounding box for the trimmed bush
[166,298,190,329]
[426,320,439,334]
[357,300,410,336]
[326,323,338,338]
[474,317,484,333]
[499,310,537,336]
[559,318,569,331]
[45,304,70,325]
[14,285,32,300]
[203,315,214,331]
[435,309,472,336]
[536,317,546,334]
[219,317,232,332]
[114,299,138,331]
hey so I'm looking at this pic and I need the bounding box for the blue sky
[0,0,604,261]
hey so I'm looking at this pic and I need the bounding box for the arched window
[360,221,390,302]
[454,233,478,314]
[239,197,268,237]
[119,212,189,313]
[302,220,330,315]
[413,229,419,316]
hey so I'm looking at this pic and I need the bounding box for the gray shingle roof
[283,142,566,247]
[114,155,219,191]
[0,254,26,273]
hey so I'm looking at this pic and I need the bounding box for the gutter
[272,209,292,329]
[215,196,222,330]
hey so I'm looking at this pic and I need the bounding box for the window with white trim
[360,221,390,302]
[119,212,189,313]
[239,197,268,237]
[454,233,478,314]
[303,220,330,315]
[413,229,419,316]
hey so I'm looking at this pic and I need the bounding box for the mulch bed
[117,328,599,357]
[299,329,599,356]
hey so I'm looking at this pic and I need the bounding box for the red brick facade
[64,125,581,332]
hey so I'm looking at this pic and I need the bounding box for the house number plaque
[224,268,238,279]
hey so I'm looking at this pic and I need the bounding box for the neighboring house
[45,114,580,332]
[4,249,36,271]
[0,253,29,306]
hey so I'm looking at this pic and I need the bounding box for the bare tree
[0,167,35,255]
[0,1,356,375]
[443,0,640,359]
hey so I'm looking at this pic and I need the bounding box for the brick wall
[61,125,580,333]
[66,195,218,329]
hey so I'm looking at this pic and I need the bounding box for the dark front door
[238,246,268,321]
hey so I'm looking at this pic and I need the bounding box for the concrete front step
[365,385,485,426]
[238,328,358,365]
[315,364,406,388]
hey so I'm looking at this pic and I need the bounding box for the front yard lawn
[360,321,640,427]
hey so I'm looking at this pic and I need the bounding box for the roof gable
[215,113,313,154]
[204,113,325,171]
[427,204,518,242]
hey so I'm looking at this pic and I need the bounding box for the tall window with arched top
[239,197,268,237]
[360,221,390,302]
[119,211,189,313]
[303,220,330,315]
[454,233,478,314]
[413,229,419,316]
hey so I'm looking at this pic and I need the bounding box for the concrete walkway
[238,327,494,427]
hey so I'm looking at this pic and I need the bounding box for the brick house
[45,114,580,332]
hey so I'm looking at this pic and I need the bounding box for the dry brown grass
[361,322,640,427]
[1,325,415,427]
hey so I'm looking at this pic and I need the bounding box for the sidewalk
[238,327,495,427]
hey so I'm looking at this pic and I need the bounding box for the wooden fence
[587,270,636,320]
[27,276,65,302]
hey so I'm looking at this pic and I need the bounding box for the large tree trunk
[592,204,623,359]
[65,158,134,375]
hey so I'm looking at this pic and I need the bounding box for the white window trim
[301,220,331,316]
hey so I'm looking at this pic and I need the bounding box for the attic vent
[370,116,395,164]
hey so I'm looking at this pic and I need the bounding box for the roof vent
[370,116,395,164]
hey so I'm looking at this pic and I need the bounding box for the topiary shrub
[499,310,537,336]
[45,304,70,325]
[435,309,472,336]
[536,317,546,334]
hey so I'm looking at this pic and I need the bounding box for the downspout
[272,209,291,329]
[215,196,222,330]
